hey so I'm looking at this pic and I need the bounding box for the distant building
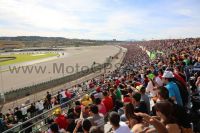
[113,39,117,41]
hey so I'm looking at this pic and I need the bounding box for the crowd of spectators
[1,38,200,133]
[0,80,96,132]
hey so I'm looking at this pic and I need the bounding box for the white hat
[162,71,174,78]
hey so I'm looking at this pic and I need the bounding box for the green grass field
[0,53,58,66]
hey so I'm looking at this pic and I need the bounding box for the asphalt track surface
[0,45,119,93]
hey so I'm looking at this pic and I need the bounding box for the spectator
[21,104,27,120]
[65,89,72,100]
[60,89,67,104]
[73,106,82,119]
[8,109,14,115]
[51,96,58,107]
[46,91,52,109]
[56,91,62,104]
[135,112,168,133]
[46,91,52,103]
[102,91,113,112]
[162,71,183,106]
[154,101,181,133]
[124,103,143,131]
[146,73,157,101]
[154,72,163,87]
[108,111,131,133]
[82,106,90,118]
[132,93,148,114]
[139,86,150,114]
[123,94,132,103]
[27,103,36,117]
[195,76,200,91]
[88,104,104,130]
[82,119,92,133]
[94,98,107,116]
[0,113,8,132]
[89,126,104,133]
[157,86,169,102]
[81,94,92,106]
[114,85,122,101]
[94,86,103,99]
[44,98,52,110]
[35,100,44,114]
[53,108,69,130]
[47,123,59,133]
[109,88,117,106]
[73,119,92,133]
[14,107,23,122]
[113,100,124,116]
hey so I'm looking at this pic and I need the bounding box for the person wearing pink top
[95,98,107,115]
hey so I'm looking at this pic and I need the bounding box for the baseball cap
[162,71,174,78]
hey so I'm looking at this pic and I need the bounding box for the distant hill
[0,36,124,48]
[0,40,25,49]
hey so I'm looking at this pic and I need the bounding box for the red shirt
[123,97,132,103]
[102,96,113,112]
[89,82,94,88]
[173,73,186,86]
[54,114,68,129]
[115,79,120,86]
[65,91,72,98]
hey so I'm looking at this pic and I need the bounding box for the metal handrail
[3,88,95,133]
[29,89,96,133]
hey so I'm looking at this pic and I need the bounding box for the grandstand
[1,38,200,133]
[1,0,200,132]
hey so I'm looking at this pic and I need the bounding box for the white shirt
[155,76,163,87]
[60,90,66,98]
[115,122,131,133]
[94,92,103,99]
[38,101,44,111]
[35,102,40,110]
[21,107,27,115]
[36,101,44,111]
[146,81,157,97]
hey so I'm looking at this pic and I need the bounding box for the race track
[0,45,119,92]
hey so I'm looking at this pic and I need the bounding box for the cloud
[0,0,200,40]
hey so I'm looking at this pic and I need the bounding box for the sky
[0,0,200,40]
